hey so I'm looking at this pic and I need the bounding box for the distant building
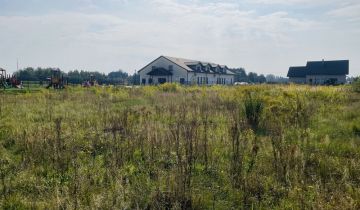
[138,56,235,85]
[287,60,349,85]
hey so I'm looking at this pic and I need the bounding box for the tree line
[232,68,288,84]
[13,67,287,85]
[14,67,139,85]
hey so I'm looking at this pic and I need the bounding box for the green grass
[0,84,359,209]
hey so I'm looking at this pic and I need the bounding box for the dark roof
[306,60,349,75]
[147,68,173,76]
[184,61,233,74]
[287,66,307,77]
[287,60,349,78]
[138,56,235,75]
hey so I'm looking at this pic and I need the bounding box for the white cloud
[252,0,315,4]
[0,0,315,74]
[150,0,315,40]
[251,0,358,5]
[328,3,360,19]
[0,0,358,76]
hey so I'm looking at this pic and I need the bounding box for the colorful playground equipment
[46,69,67,89]
[0,68,22,89]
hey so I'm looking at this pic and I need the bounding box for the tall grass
[0,84,359,209]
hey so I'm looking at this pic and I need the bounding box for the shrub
[352,77,360,93]
[158,83,181,92]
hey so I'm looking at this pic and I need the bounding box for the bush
[352,77,360,93]
[158,83,181,92]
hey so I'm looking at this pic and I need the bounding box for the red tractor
[0,68,22,89]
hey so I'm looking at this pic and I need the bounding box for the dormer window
[223,66,227,74]
[196,64,201,71]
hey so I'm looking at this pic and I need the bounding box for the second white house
[138,56,235,85]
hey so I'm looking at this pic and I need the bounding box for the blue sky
[0,0,359,76]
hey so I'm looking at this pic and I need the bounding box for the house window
[197,65,201,71]
[148,78,153,84]
[158,78,166,84]
[180,78,185,84]
[142,79,146,85]
[218,78,225,84]
[169,65,173,71]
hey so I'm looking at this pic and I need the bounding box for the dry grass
[0,84,360,209]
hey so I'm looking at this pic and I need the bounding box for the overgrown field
[1,84,360,209]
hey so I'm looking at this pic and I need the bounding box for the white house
[138,56,235,85]
[288,60,349,85]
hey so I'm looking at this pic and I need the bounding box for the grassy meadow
[1,84,360,209]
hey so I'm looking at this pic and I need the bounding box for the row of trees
[14,67,139,85]
[13,67,287,85]
[232,68,288,84]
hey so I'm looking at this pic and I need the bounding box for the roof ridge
[164,55,227,67]
[307,59,349,63]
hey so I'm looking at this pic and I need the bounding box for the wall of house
[139,56,235,85]
[187,72,234,85]
[305,75,346,85]
[289,77,306,84]
[139,57,188,85]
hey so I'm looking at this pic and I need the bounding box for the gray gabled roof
[287,66,308,77]
[165,56,234,75]
[164,56,196,71]
[306,60,349,75]
[288,60,349,78]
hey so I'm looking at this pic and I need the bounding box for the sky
[0,0,359,76]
